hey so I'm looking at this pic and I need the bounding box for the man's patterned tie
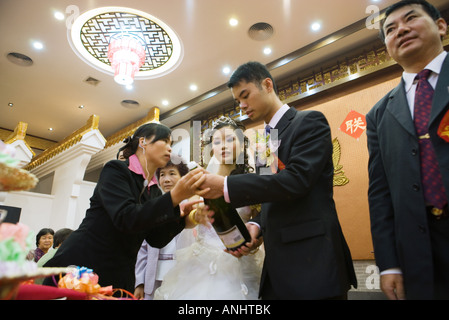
[413,69,447,210]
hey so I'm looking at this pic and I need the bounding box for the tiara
[211,116,238,130]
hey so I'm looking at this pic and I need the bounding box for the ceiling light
[48,128,54,131]
[33,41,44,50]
[311,22,321,32]
[108,35,145,85]
[190,84,198,91]
[162,100,169,106]
[69,7,183,81]
[263,47,272,55]
[125,84,133,90]
[229,18,239,27]
[8,103,13,107]
[54,11,65,20]
[78,105,84,109]
[222,66,231,75]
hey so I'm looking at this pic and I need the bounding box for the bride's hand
[179,198,203,217]
[181,199,215,228]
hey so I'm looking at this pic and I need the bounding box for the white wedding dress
[153,206,264,300]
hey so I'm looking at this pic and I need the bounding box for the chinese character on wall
[339,110,366,140]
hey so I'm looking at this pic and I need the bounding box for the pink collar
[128,154,157,187]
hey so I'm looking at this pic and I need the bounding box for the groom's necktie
[413,69,447,212]
[265,125,271,136]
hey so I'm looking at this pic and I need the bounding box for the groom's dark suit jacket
[366,54,449,299]
[228,107,357,299]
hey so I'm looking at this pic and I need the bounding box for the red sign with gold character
[340,110,366,139]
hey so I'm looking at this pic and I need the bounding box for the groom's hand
[225,223,262,258]
[197,173,225,199]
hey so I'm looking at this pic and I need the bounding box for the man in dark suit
[200,62,356,300]
[366,0,449,300]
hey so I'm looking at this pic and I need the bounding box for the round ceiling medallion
[68,7,183,80]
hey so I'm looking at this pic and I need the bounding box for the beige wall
[297,72,402,259]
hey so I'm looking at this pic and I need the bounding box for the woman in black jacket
[44,123,210,292]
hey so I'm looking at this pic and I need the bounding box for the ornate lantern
[107,35,146,85]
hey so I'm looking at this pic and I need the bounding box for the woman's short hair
[156,154,189,179]
[35,228,54,247]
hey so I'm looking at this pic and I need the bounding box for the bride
[154,117,264,300]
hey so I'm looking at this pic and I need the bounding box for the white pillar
[30,130,106,230]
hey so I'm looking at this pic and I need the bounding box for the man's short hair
[227,61,278,94]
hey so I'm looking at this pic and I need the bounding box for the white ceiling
[1,0,447,143]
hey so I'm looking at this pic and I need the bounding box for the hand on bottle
[179,197,203,217]
[193,202,215,226]
[225,223,262,258]
[170,168,209,206]
[181,198,215,228]
[198,173,225,199]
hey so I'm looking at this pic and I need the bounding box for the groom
[200,61,357,299]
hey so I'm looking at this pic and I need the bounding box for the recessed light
[162,100,169,106]
[229,18,239,27]
[222,66,231,75]
[33,41,44,50]
[48,128,54,131]
[8,103,13,107]
[263,47,272,55]
[311,22,321,32]
[54,11,65,21]
[190,84,198,91]
[125,84,133,90]
[78,105,84,109]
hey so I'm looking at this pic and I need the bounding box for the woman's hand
[181,198,215,228]
[134,284,144,300]
[170,168,209,207]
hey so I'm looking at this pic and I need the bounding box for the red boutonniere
[271,154,286,173]
[438,110,449,142]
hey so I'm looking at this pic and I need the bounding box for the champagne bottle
[187,162,252,250]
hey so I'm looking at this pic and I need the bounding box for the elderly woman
[27,228,54,262]
[134,156,198,300]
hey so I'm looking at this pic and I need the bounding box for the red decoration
[339,110,367,139]
[108,36,145,85]
[437,109,449,142]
